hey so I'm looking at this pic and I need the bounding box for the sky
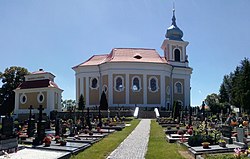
[0,0,249,106]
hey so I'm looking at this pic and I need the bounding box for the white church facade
[73,10,192,110]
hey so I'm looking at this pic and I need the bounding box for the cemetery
[0,103,134,159]
[1,101,250,159]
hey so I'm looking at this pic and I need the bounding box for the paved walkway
[107,119,151,159]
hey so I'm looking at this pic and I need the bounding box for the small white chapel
[14,69,63,118]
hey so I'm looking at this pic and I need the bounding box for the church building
[14,69,63,118]
[73,10,192,110]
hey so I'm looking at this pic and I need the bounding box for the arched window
[148,76,158,92]
[175,82,183,94]
[132,76,141,92]
[90,77,99,89]
[115,76,124,92]
[174,49,181,62]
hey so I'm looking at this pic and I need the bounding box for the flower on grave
[243,121,249,126]
[234,148,241,159]
[43,136,52,146]
[60,138,67,146]
[187,129,193,135]
[55,136,61,143]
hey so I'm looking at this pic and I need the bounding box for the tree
[0,66,29,115]
[62,99,76,111]
[219,58,250,112]
[205,93,221,114]
[78,94,85,111]
[172,101,180,121]
[99,91,108,110]
[219,75,230,103]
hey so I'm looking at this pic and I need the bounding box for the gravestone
[27,105,35,137]
[221,125,233,144]
[2,117,14,137]
[236,127,245,143]
[87,107,92,130]
[55,118,62,136]
[33,105,46,145]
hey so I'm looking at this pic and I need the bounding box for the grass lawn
[145,120,186,159]
[71,119,140,159]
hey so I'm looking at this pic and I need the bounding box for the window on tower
[175,82,183,94]
[174,49,181,62]
[92,78,98,88]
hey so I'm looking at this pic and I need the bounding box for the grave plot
[166,133,191,143]
[35,140,91,154]
[0,147,71,159]
[188,144,240,159]
[66,136,101,144]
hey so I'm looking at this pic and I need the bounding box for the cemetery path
[107,119,151,159]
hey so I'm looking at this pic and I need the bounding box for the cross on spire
[172,2,177,26]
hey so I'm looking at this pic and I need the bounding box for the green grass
[145,120,185,159]
[71,119,140,159]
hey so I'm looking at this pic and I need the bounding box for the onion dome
[165,9,183,41]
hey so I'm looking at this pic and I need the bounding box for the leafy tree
[0,66,29,115]
[205,93,221,114]
[78,94,85,111]
[62,99,76,111]
[99,91,108,110]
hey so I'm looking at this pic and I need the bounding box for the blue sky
[0,0,249,106]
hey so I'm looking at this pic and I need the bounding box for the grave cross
[34,105,45,145]
[27,105,34,137]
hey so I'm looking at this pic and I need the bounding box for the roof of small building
[16,79,60,90]
[73,48,167,68]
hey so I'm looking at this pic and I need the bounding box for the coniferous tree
[218,58,250,112]
[78,94,85,110]
[99,91,108,110]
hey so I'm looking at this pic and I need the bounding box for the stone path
[107,119,151,159]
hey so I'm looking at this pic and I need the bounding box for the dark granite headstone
[28,119,35,137]
[2,117,13,137]
[221,125,233,144]
[221,125,232,138]
[55,118,62,136]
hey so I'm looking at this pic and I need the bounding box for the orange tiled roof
[74,48,167,68]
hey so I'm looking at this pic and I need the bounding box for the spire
[165,4,184,41]
[172,3,176,26]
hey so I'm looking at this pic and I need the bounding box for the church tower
[161,9,189,67]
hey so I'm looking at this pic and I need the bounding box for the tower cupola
[165,9,183,41]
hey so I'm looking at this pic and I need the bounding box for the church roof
[73,48,167,68]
